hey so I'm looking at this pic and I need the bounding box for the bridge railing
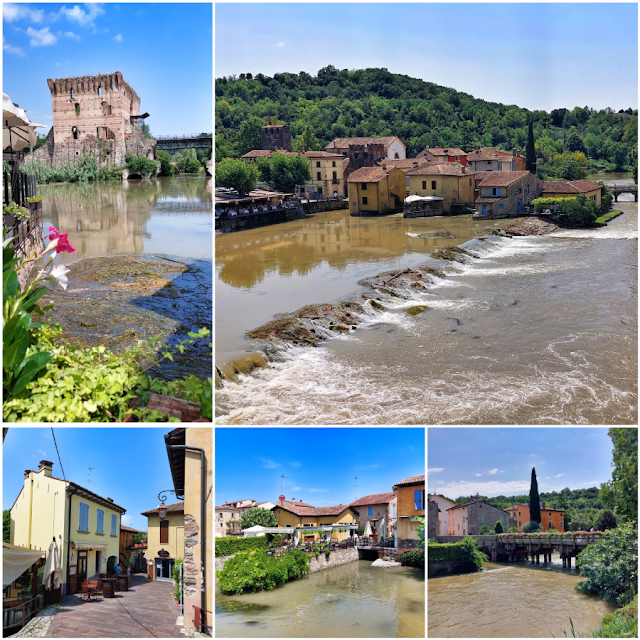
[155,133,212,140]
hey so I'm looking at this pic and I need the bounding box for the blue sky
[428,428,616,500]
[3,2,212,135]
[215,428,425,507]
[3,428,182,532]
[216,3,638,112]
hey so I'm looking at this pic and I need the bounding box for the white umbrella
[364,520,372,537]
[3,92,47,151]
[42,539,62,590]
[325,528,332,542]
[292,530,299,547]
[379,518,387,540]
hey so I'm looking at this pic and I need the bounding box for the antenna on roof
[87,467,97,490]
[280,475,288,492]
[354,477,358,500]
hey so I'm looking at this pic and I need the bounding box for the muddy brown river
[428,553,616,637]
[216,188,637,424]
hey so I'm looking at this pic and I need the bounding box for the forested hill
[215,66,637,174]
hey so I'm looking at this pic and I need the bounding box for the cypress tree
[529,467,541,526]
[525,119,537,174]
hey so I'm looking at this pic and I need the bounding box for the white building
[427,494,455,536]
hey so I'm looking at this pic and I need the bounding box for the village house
[504,502,565,532]
[215,505,241,538]
[447,496,509,535]
[325,136,407,163]
[163,427,212,634]
[271,497,358,542]
[541,180,602,206]
[474,170,543,217]
[427,494,455,536]
[141,501,184,582]
[466,148,522,172]
[347,165,405,215]
[350,492,397,536]
[417,146,468,166]
[9,460,125,595]
[428,498,439,538]
[393,474,425,549]
[119,524,144,573]
[405,162,475,212]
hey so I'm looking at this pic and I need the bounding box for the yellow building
[541,180,602,206]
[141,502,184,581]
[305,151,347,198]
[393,474,425,545]
[347,166,405,215]
[405,162,475,212]
[271,499,358,541]
[164,427,212,635]
[9,460,126,594]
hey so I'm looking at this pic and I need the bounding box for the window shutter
[160,520,169,544]
[79,503,89,531]
[111,514,117,536]
[414,489,422,511]
[97,509,104,534]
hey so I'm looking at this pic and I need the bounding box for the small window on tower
[75,103,80,116]
[71,89,75,99]
[72,126,78,140]
[98,86,102,97]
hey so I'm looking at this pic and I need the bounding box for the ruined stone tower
[261,124,291,151]
[32,72,154,166]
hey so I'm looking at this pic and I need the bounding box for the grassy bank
[556,596,638,638]
[595,210,622,224]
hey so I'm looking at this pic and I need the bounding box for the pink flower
[45,226,75,254]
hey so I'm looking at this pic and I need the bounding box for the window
[317,187,322,195]
[498,204,504,210]
[560,520,563,528]
[394,152,399,159]
[317,172,322,181]
[160,520,169,544]
[98,86,102,97]
[332,161,336,167]
[406,177,410,186]
[72,127,78,140]
[79,502,89,532]
[96,509,104,534]
[71,89,75,99]
[367,507,373,516]
[361,183,367,190]
[519,521,521,527]
[75,103,80,116]
[111,513,117,536]
[488,160,492,165]
[333,171,337,180]
[286,524,291,527]
[479,515,484,522]
[469,178,472,186]
[316,161,321,168]
[392,504,396,518]
[95,550,101,574]
[491,187,498,196]
[414,489,424,511]
[362,197,368,205]
[518,511,521,516]
[548,520,552,529]
[422,181,427,190]
[458,524,460,531]
[431,181,437,190]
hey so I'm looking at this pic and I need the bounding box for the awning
[3,543,45,588]
[404,195,444,204]
[71,541,108,551]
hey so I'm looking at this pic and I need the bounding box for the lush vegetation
[595,210,622,224]
[575,527,638,605]
[21,154,123,184]
[239,507,278,529]
[428,535,488,570]
[522,521,542,533]
[530,467,541,525]
[215,158,259,195]
[214,535,269,558]
[172,558,183,602]
[125,152,157,177]
[3,510,10,543]
[600,428,638,524]
[398,549,425,568]
[591,595,638,638]
[255,152,311,192]
[215,67,637,179]
[216,548,311,594]
[495,520,504,534]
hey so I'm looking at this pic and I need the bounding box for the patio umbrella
[292,530,299,547]
[325,528,332,542]
[3,92,47,151]
[379,518,388,541]
[364,520,372,537]
[43,539,62,590]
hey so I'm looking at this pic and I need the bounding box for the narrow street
[45,575,182,638]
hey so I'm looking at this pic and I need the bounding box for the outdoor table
[102,576,119,595]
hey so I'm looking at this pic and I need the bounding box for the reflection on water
[428,553,616,638]
[41,175,212,262]
[215,560,425,638]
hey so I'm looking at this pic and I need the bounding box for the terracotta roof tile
[394,474,425,487]
[304,151,344,158]
[376,159,422,170]
[350,492,396,507]
[120,525,142,533]
[420,147,467,157]
[273,501,355,518]
[474,171,531,187]
[242,150,273,158]
[326,136,402,149]
[542,180,602,194]
[406,162,472,177]
[347,166,389,183]
[141,501,184,516]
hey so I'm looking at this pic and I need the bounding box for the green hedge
[531,196,575,212]
[428,536,488,569]
[215,535,268,557]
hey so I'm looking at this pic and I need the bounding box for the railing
[3,594,42,632]
[155,134,212,140]
[3,170,37,206]
[3,205,43,259]
[216,200,301,217]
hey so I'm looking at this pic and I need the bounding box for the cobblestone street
[44,575,182,638]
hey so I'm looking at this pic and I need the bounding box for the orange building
[504,501,565,532]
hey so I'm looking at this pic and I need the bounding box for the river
[428,553,616,638]
[216,189,637,424]
[215,560,425,638]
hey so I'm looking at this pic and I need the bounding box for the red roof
[273,500,355,518]
[347,166,390,183]
[542,180,602,194]
[350,492,396,507]
[475,171,531,187]
[120,525,142,533]
[141,501,184,516]
[393,475,425,487]
[326,136,403,149]
[406,162,471,177]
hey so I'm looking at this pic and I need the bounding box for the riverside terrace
[435,532,604,568]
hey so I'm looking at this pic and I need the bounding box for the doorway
[155,558,174,581]
[77,551,88,582]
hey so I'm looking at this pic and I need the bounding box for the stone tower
[261,124,291,151]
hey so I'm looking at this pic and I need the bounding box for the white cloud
[37,449,48,457]
[291,486,301,491]
[475,473,482,477]
[3,3,44,23]
[121,515,135,526]
[3,38,25,56]
[60,4,105,27]
[64,31,80,40]
[434,479,531,500]
[308,488,328,493]
[27,26,57,46]
[277,42,284,47]
[41,431,52,440]
[555,474,565,478]
[356,464,381,470]
[113,34,122,42]
[290,462,301,468]
[428,468,444,473]
[260,458,279,469]
[436,481,445,485]
[488,468,499,475]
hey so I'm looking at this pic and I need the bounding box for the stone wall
[397,538,421,551]
[215,554,235,572]
[352,500,396,534]
[308,547,358,573]
[468,502,509,535]
[428,500,439,538]
[215,206,305,233]
[261,125,291,151]
[183,514,199,599]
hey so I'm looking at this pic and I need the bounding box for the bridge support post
[562,556,566,568]
[536,554,539,565]
[614,193,618,202]
[567,556,571,569]
[635,192,638,202]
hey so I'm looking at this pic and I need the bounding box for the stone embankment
[215,205,305,233]
[497,219,558,236]
[309,548,358,572]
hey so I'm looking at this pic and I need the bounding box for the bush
[156,150,175,177]
[550,193,598,227]
[531,196,570,213]
[495,520,504,534]
[172,558,183,601]
[592,594,638,638]
[126,155,158,177]
[575,527,638,604]
[21,154,123,184]
[239,507,278,530]
[428,535,488,570]
[216,548,310,594]
[399,550,424,568]
[214,535,268,558]
[479,525,492,535]
[595,510,618,531]
[522,521,542,533]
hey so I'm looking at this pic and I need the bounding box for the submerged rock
[431,245,478,261]
[407,306,428,316]
[418,266,446,279]
[217,601,269,613]
[370,300,385,311]
[503,219,558,236]
[371,558,402,568]
[248,317,320,347]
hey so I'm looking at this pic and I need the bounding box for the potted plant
[26,195,43,215]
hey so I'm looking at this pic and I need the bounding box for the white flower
[42,263,70,291]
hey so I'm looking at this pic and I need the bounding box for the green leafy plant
[522,521,542,533]
[125,155,158,177]
[3,202,30,220]
[415,516,425,547]
[398,550,425,568]
[172,558,183,602]
[214,535,269,558]
[26,195,43,203]
[239,507,277,530]
[428,536,488,570]
[495,520,504,534]
[479,525,492,535]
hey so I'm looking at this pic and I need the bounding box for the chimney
[382,163,386,170]
[107,498,113,503]
[513,148,517,156]
[462,166,466,173]
[542,501,546,509]
[38,460,53,477]
[299,499,302,503]
[291,497,295,502]
[24,470,31,479]
[553,503,557,510]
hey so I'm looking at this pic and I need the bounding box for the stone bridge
[435,533,603,568]
[612,184,638,202]
[155,133,212,150]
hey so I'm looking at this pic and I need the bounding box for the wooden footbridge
[611,184,637,201]
[435,533,603,568]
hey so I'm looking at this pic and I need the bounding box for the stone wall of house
[215,554,235,572]
[308,547,358,573]
[183,514,199,599]
[467,502,509,535]
[397,537,421,551]
[428,500,439,538]
[352,500,397,534]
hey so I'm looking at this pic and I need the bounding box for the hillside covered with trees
[215,66,638,180]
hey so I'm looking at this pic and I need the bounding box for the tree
[522,521,542,533]
[595,509,618,531]
[479,524,492,535]
[215,133,235,161]
[529,467,541,526]
[294,123,320,152]
[565,130,587,154]
[236,117,264,156]
[268,152,310,193]
[3,510,10,543]
[597,181,613,212]
[525,119,536,173]
[600,428,638,523]
[495,520,504,534]
[215,158,259,196]
[550,193,598,227]
[239,507,277,530]
[156,150,174,177]
[133,532,147,543]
